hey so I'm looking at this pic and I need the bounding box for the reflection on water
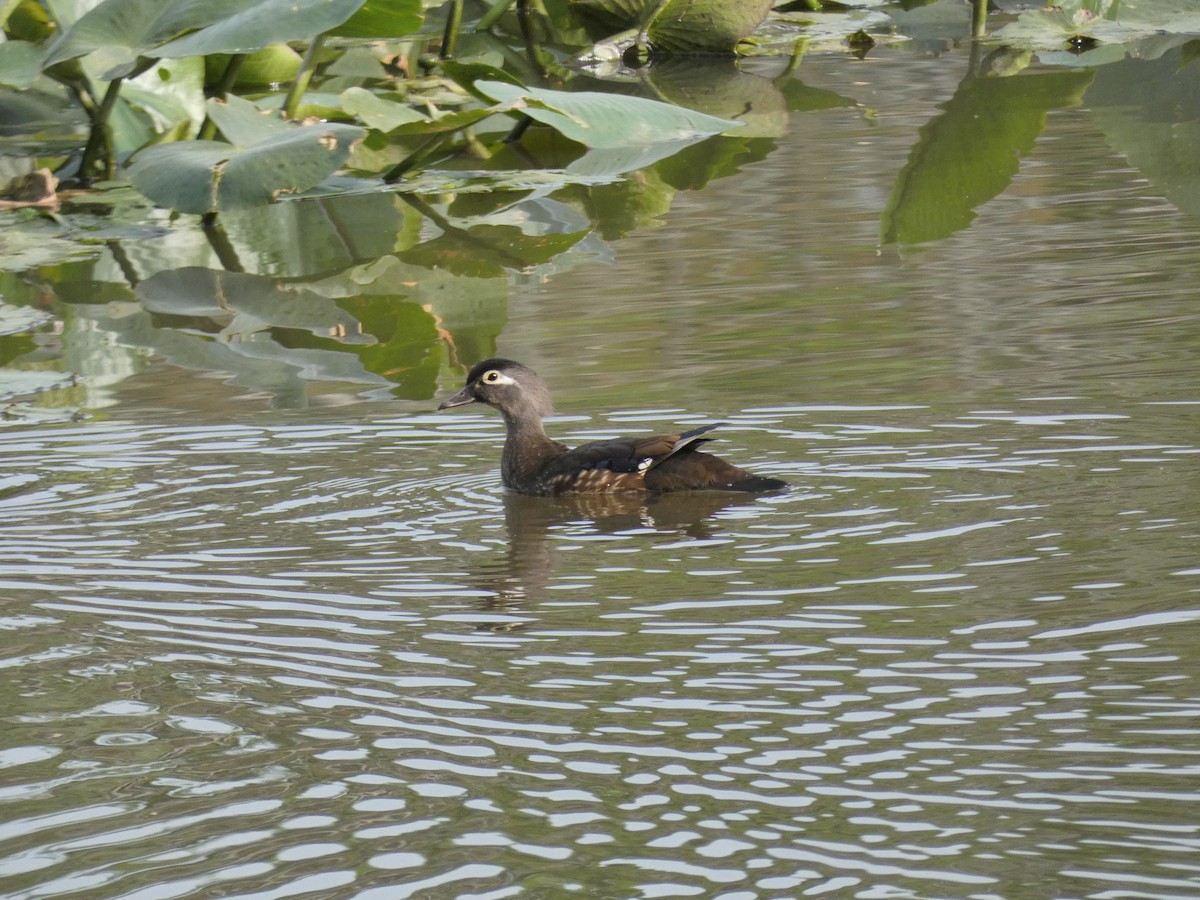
[1,397,1197,898]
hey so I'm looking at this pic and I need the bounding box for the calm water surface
[3,40,1200,900]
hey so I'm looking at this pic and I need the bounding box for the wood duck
[437,358,789,496]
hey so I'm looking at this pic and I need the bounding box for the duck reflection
[466,489,765,628]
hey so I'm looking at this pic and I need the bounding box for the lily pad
[43,0,169,78]
[340,87,427,133]
[0,40,44,89]
[328,0,423,38]
[646,0,774,54]
[474,80,742,148]
[121,56,207,137]
[128,119,364,214]
[992,0,1200,53]
[399,221,589,278]
[154,0,369,58]
[205,94,294,147]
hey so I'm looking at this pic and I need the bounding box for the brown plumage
[437,358,788,496]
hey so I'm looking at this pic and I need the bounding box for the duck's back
[521,424,786,495]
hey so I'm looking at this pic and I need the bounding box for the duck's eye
[482,370,501,384]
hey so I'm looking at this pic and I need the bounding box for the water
[2,396,1197,898]
[4,37,1200,900]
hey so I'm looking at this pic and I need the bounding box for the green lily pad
[328,0,423,38]
[205,93,294,147]
[43,0,168,78]
[120,56,208,138]
[0,40,44,89]
[154,0,368,58]
[340,87,427,133]
[204,44,302,87]
[992,0,1200,53]
[474,80,743,149]
[646,0,774,54]
[128,120,364,214]
[399,222,588,278]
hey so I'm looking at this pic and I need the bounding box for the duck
[437,358,788,496]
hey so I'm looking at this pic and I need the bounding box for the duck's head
[437,358,554,421]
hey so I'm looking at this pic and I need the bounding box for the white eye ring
[482,370,501,383]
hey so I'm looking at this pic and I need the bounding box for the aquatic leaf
[399,223,588,277]
[205,94,293,147]
[571,0,654,32]
[154,0,368,58]
[0,88,88,144]
[0,40,43,89]
[881,69,1093,245]
[204,44,302,87]
[992,0,1200,52]
[645,0,773,54]
[474,80,742,148]
[340,87,427,133]
[128,122,364,214]
[386,106,504,136]
[328,0,422,38]
[142,0,287,44]
[43,0,166,77]
[120,56,207,138]
[565,139,719,177]
[438,60,524,103]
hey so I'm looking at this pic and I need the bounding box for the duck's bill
[437,388,476,410]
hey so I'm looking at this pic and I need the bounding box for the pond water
[3,28,1200,900]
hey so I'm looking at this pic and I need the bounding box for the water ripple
[0,399,1197,897]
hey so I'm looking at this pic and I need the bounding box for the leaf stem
[285,35,326,119]
[502,115,532,144]
[441,0,464,59]
[476,0,516,31]
[199,54,246,140]
[971,0,987,38]
[79,76,123,183]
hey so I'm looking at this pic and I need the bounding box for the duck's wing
[538,424,725,493]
